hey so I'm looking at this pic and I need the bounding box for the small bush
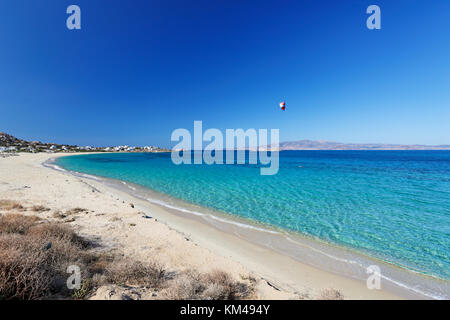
[105,260,168,288]
[0,214,41,234]
[0,214,94,300]
[31,205,50,213]
[0,213,255,301]
[0,232,94,300]
[65,208,87,215]
[72,280,93,300]
[0,235,52,299]
[26,223,90,249]
[52,211,66,219]
[87,253,114,276]
[0,200,25,212]
[164,270,253,300]
[318,288,344,300]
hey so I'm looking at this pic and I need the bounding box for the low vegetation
[104,260,169,289]
[65,208,88,215]
[163,270,254,300]
[0,201,341,300]
[0,212,255,300]
[0,200,51,213]
[30,205,51,213]
[0,200,25,212]
[0,214,93,299]
[318,288,345,300]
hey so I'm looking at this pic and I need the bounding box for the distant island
[0,132,170,153]
[277,140,450,151]
[1,132,449,153]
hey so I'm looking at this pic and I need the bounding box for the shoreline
[1,152,445,299]
[49,154,450,300]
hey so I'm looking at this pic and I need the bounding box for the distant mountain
[278,140,450,150]
[2,132,449,151]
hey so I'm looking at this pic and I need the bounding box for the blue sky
[0,0,449,147]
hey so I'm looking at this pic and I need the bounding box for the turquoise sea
[55,151,450,286]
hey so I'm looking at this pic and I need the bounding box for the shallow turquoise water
[56,151,450,280]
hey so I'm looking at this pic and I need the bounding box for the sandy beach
[0,153,401,300]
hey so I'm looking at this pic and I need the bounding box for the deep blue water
[56,151,450,280]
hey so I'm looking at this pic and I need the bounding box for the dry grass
[30,205,50,213]
[318,288,344,300]
[52,211,66,219]
[0,200,25,211]
[163,269,254,300]
[0,210,255,301]
[0,214,41,234]
[26,223,90,249]
[86,253,114,276]
[0,213,97,299]
[0,235,54,299]
[65,208,88,215]
[0,214,95,300]
[105,260,169,288]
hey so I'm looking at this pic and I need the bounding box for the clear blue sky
[1,0,449,147]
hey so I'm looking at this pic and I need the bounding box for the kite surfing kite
[279,101,286,111]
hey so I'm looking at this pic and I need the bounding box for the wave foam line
[145,197,281,235]
[285,237,447,300]
[43,162,68,173]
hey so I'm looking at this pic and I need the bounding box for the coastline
[50,153,450,300]
[2,152,443,299]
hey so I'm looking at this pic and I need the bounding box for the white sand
[0,153,400,299]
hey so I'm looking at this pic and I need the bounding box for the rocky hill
[0,132,25,146]
[0,132,169,153]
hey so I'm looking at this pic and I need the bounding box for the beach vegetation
[30,205,51,213]
[65,207,88,215]
[0,214,94,299]
[318,288,344,300]
[0,213,40,234]
[0,212,254,300]
[104,260,169,288]
[163,269,254,300]
[0,200,25,212]
[52,211,67,219]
